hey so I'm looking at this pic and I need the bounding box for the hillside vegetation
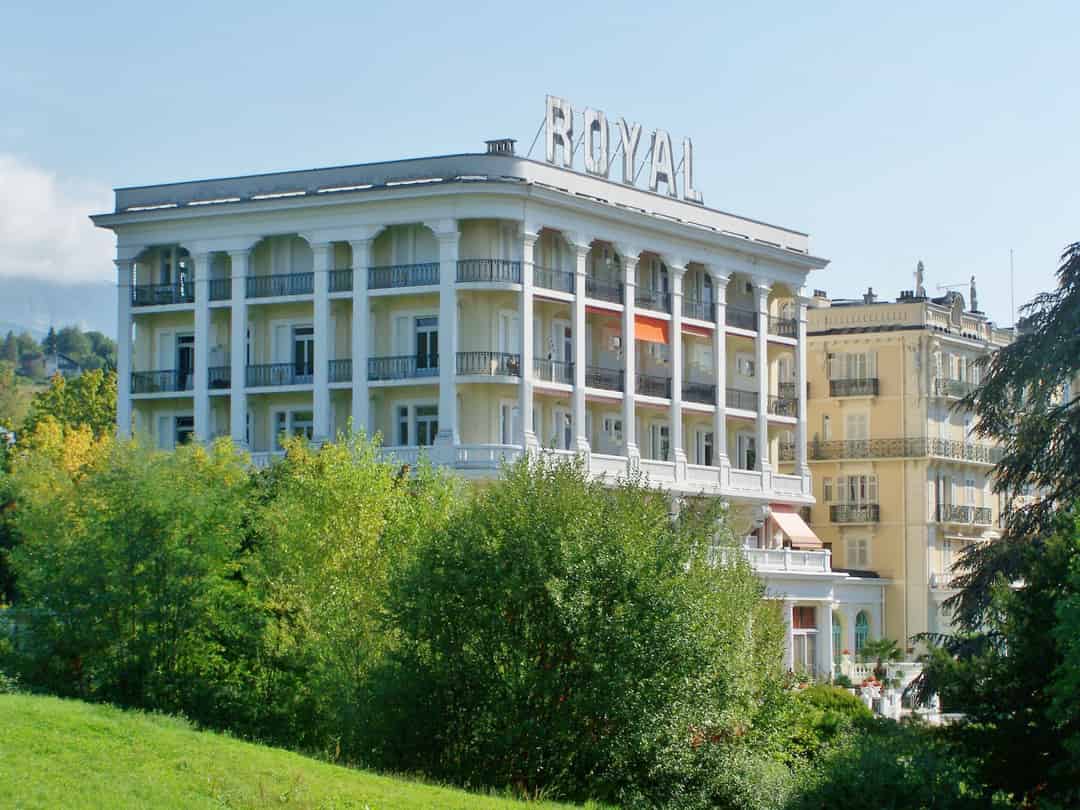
[0,694,583,810]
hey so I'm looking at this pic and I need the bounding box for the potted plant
[858,637,902,688]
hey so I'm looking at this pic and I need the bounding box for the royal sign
[543,95,703,205]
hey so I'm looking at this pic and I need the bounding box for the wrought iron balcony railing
[534,265,575,293]
[586,276,623,304]
[456,351,521,377]
[132,283,193,307]
[131,370,191,393]
[586,365,623,391]
[726,387,758,411]
[683,380,716,404]
[768,395,798,417]
[208,278,232,301]
[328,268,353,293]
[768,315,797,338]
[368,355,439,381]
[329,359,352,383]
[246,273,314,298]
[682,297,714,322]
[936,504,993,525]
[637,373,672,398]
[246,363,312,387]
[934,377,977,398]
[456,259,521,284]
[725,307,758,331]
[790,437,1005,463]
[927,438,1004,464]
[208,366,230,389]
[778,381,798,400]
[830,377,879,397]
[635,288,671,313]
[533,358,574,384]
[830,503,881,523]
[368,262,440,289]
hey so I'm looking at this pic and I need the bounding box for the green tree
[372,455,790,808]
[42,327,58,356]
[23,368,116,437]
[54,326,91,361]
[0,333,16,365]
[0,363,34,430]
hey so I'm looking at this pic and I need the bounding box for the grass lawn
[0,693,585,809]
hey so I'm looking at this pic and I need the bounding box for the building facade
[780,284,1013,652]
[93,142,884,677]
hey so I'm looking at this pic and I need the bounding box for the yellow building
[780,279,1013,653]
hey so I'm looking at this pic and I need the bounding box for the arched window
[832,613,842,665]
[855,611,871,653]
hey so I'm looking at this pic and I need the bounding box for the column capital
[615,244,642,263]
[113,257,135,270]
[522,229,541,246]
[751,275,773,294]
[569,239,593,259]
[425,219,459,240]
[663,256,690,274]
[707,267,731,287]
[227,248,251,261]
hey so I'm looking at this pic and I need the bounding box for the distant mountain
[0,276,115,337]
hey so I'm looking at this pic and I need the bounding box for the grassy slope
[0,694,580,810]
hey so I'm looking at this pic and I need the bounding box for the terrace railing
[208,278,232,301]
[367,355,439,381]
[533,358,574,384]
[683,380,717,404]
[533,265,575,293]
[830,377,880,397]
[635,288,671,313]
[132,283,194,307]
[246,363,312,387]
[131,370,191,393]
[456,259,521,284]
[768,394,798,417]
[726,387,759,411]
[637,373,672,398]
[329,358,352,383]
[368,262,440,289]
[456,351,521,377]
[768,315,797,337]
[586,365,624,391]
[246,272,314,298]
[682,296,714,321]
[208,366,231,389]
[936,504,993,525]
[830,504,881,523]
[934,378,978,398]
[586,275,623,304]
[725,307,758,331]
[328,268,353,293]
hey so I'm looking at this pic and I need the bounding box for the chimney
[863,286,877,304]
[485,138,516,155]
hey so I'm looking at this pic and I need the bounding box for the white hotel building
[92,137,885,678]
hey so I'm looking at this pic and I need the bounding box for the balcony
[726,387,758,411]
[683,379,716,404]
[768,315,797,338]
[830,503,881,523]
[586,275,623,304]
[132,283,193,307]
[131,370,191,394]
[208,366,230,390]
[636,372,672,398]
[534,265,574,293]
[369,262,439,290]
[768,394,798,417]
[778,381,798,400]
[936,504,993,525]
[682,297,714,322]
[830,377,879,397]
[723,546,832,574]
[368,355,439,382]
[246,363,312,387]
[329,268,353,293]
[725,307,757,331]
[934,378,977,398]
[456,259,521,284]
[586,365,623,391]
[329,359,351,383]
[798,437,1003,463]
[635,288,671,313]
[208,278,231,301]
[457,351,521,377]
[928,438,1003,464]
[246,273,314,299]
[534,358,573,384]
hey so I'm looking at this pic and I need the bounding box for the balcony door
[736,432,756,471]
[415,405,438,446]
[499,400,521,445]
[415,316,439,376]
[695,430,713,466]
[293,326,314,384]
[176,333,195,391]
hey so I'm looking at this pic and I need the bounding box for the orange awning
[635,315,669,344]
[769,504,822,550]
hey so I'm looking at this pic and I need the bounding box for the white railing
[591,453,628,477]
[930,571,956,589]
[772,473,803,494]
[729,468,762,490]
[686,464,721,485]
[454,444,521,468]
[249,451,281,469]
[740,547,832,573]
[639,458,675,480]
[379,446,422,466]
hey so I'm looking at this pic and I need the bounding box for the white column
[521,230,539,452]
[193,252,212,442]
[670,262,687,477]
[229,250,250,446]
[572,242,590,453]
[796,295,811,493]
[621,253,639,464]
[434,224,460,449]
[783,599,795,672]
[844,606,857,655]
[115,258,133,438]
[817,602,835,678]
[350,238,373,434]
[711,271,730,476]
[312,242,332,443]
[754,279,771,483]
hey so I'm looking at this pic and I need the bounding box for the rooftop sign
[544,94,703,205]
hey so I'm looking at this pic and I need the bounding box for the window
[293,325,314,384]
[415,405,439,446]
[832,614,842,665]
[695,430,713,466]
[553,409,573,450]
[176,334,195,391]
[845,412,869,440]
[175,415,194,446]
[854,611,871,653]
[397,406,409,446]
[823,477,833,502]
[735,353,756,378]
[792,606,817,629]
[736,433,756,470]
[965,477,976,506]
[836,475,878,504]
[822,414,832,441]
[500,402,520,445]
[650,423,670,461]
[602,416,623,452]
[828,351,877,380]
[846,538,870,568]
[274,410,313,450]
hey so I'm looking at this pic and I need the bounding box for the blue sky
[2,1,1076,332]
